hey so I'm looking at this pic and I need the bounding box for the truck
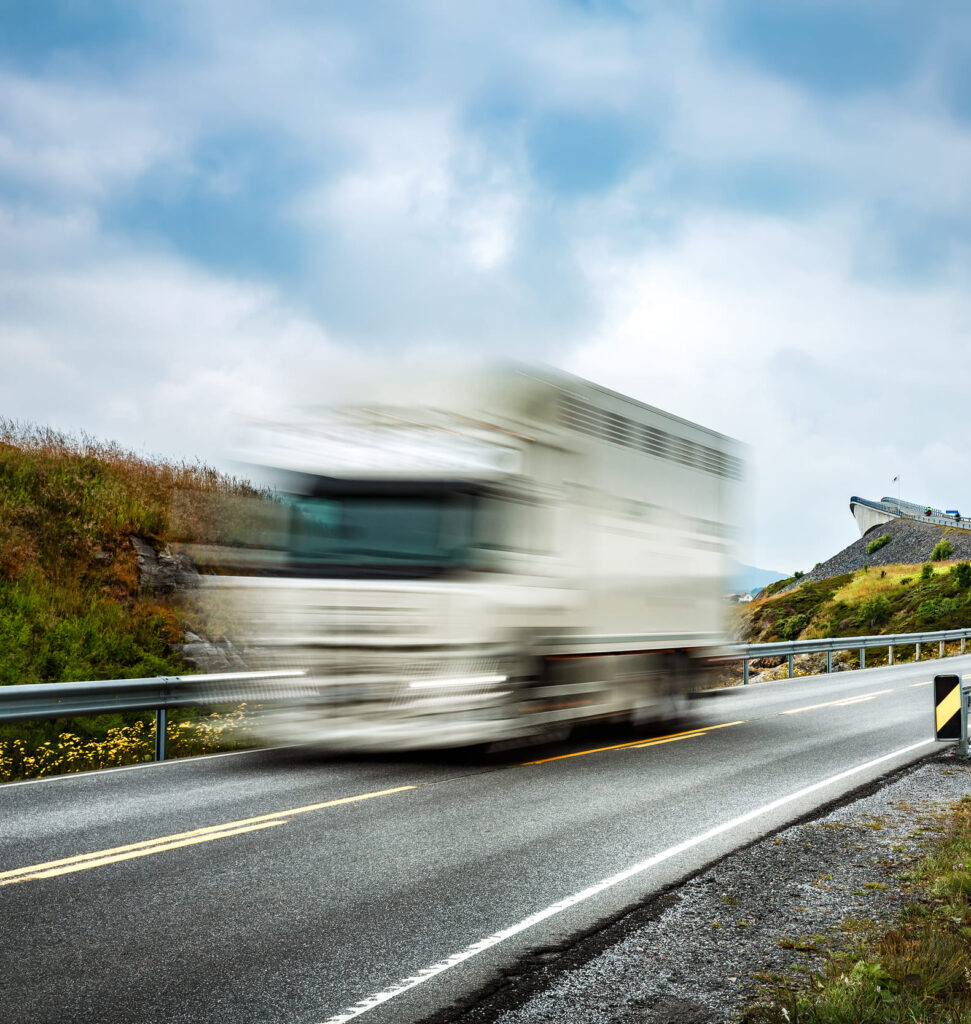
[196,365,744,751]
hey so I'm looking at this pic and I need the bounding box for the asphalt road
[1,656,963,1024]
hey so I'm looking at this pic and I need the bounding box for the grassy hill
[737,560,971,646]
[0,421,257,687]
[0,423,263,781]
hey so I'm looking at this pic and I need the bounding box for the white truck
[199,365,744,750]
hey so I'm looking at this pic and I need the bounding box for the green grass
[739,561,971,646]
[866,534,892,555]
[0,421,259,686]
[742,796,971,1024]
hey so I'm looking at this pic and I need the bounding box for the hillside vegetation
[0,422,258,686]
[738,561,971,646]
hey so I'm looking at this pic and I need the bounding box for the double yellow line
[521,720,746,765]
[0,785,415,886]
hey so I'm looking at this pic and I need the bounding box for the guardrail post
[916,642,921,661]
[787,654,793,679]
[155,708,167,762]
[742,659,749,685]
[888,644,894,666]
[963,637,967,655]
[940,639,946,658]
[859,646,865,669]
[826,650,832,673]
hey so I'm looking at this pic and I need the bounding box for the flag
[892,475,898,482]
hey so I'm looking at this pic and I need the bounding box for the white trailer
[199,366,744,750]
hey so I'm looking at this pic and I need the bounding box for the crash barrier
[729,626,971,685]
[0,670,307,761]
[5,626,971,761]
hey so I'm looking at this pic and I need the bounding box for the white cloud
[566,209,971,570]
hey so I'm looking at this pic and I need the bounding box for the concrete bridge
[850,495,971,535]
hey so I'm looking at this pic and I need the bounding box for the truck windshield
[283,490,496,575]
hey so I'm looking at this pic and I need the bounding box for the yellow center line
[1,784,416,885]
[629,733,702,749]
[520,720,746,766]
[2,820,288,885]
[781,689,894,716]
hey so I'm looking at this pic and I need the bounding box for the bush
[857,595,892,631]
[780,613,808,640]
[916,596,961,624]
[865,533,891,555]
[793,570,804,579]
[922,563,935,580]
[957,562,971,588]
[932,539,955,561]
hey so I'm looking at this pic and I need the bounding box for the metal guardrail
[0,670,306,761]
[4,626,971,762]
[727,627,971,684]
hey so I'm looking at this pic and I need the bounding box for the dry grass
[0,420,262,685]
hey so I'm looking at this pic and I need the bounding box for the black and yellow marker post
[935,674,963,751]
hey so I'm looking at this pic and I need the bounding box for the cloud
[566,208,971,569]
[3,1,971,569]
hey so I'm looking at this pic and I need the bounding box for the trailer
[197,365,745,750]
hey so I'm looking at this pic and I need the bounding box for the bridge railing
[850,495,971,532]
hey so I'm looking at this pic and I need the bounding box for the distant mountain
[729,561,787,594]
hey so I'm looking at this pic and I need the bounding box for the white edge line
[0,745,294,789]
[319,737,936,1024]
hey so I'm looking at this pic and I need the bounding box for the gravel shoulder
[436,749,971,1024]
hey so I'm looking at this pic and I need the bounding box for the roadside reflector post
[787,654,793,679]
[742,659,749,685]
[935,674,962,752]
[888,644,894,666]
[859,647,866,669]
[825,650,832,673]
[155,708,167,762]
[963,690,970,760]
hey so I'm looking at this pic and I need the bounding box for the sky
[2,0,971,574]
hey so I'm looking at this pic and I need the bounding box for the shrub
[916,596,961,624]
[862,562,869,572]
[921,563,934,580]
[865,533,891,555]
[953,562,971,588]
[857,595,891,631]
[780,613,808,640]
[932,539,955,561]
[916,598,942,623]
[793,570,804,579]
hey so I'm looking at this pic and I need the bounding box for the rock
[176,635,250,672]
[773,518,971,595]
[130,536,201,594]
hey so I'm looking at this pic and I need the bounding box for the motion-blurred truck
[198,366,744,750]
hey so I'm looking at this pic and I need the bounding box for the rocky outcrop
[130,537,201,595]
[176,631,250,672]
[775,518,971,595]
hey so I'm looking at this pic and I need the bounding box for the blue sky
[1,0,971,571]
